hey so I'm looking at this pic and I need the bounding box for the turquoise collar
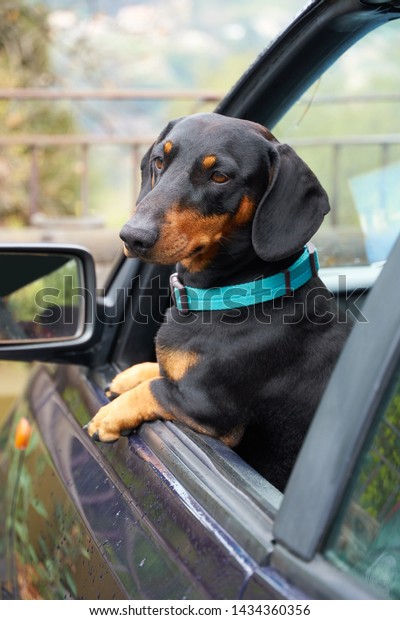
[170,243,319,314]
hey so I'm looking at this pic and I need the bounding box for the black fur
[120,113,351,491]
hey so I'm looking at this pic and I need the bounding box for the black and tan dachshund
[86,113,350,491]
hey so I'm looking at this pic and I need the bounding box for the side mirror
[0,244,99,361]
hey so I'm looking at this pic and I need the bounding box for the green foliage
[0,1,79,224]
[7,258,80,324]
[0,3,48,85]
[325,374,400,598]
[4,409,96,599]
[357,389,400,521]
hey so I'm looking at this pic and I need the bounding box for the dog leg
[86,378,173,442]
[105,362,160,398]
[86,375,246,446]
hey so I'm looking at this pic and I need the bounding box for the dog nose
[120,224,158,254]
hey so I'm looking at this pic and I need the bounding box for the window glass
[0,254,83,342]
[273,20,400,268]
[324,364,400,599]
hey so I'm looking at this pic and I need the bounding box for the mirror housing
[0,244,100,362]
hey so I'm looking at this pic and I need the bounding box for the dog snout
[120,223,159,257]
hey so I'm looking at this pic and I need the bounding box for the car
[1,0,400,601]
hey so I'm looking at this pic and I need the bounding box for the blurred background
[1,0,399,420]
[0,0,303,236]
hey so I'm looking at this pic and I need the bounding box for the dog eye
[154,157,164,170]
[210,171,229,184]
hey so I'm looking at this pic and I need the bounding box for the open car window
[273,19,400,269]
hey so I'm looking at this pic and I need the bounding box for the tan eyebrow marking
[234,195,256,226]
[202,155,216,169]
[164,141,173,154]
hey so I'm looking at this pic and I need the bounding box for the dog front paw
[84,402,126,443]
[105,362,160,398]
[85,378,167,443]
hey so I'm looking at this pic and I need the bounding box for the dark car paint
[1,0,400,601]
[1,363,300,599]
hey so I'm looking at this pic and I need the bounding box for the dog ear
[137,118,185,204]
[252,143,330,261]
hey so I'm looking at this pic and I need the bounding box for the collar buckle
[169,272,190,314]
[306,242,318,277]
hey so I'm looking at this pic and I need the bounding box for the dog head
[120,113,330,270]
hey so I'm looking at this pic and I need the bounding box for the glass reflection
[0,253,84,343]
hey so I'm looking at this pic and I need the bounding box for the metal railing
[0,88,224,102]
[289,134,400,226]
[1,91,400,224]
[0,133,155,219]
[0,89,223,221]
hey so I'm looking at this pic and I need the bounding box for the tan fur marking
[150,198,258,272]
[234,195,256,226]
[151,204,230,271]
[87,379,174,442]
[157,346,199,381]
[106,362,160,397]
[220,425,245,447]
[88,372,243,446]
[164,141,173,154]
[202,155,216,169]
